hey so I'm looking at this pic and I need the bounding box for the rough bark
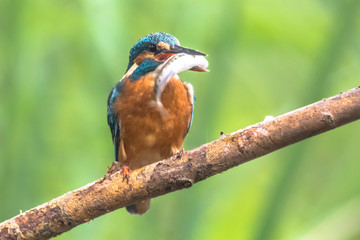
[1,86,360,240]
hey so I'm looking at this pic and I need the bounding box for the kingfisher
[107,32,208,215]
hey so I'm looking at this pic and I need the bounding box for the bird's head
[126,32,206,72]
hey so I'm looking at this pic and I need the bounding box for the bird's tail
[126,199,151,215]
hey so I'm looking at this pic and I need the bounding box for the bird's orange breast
[113,74,193,169]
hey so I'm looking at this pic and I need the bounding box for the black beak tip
[194,51,207,56]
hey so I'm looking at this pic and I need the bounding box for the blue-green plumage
[184,82,196,136]
[130,58,161,81]
[107,81,124,162]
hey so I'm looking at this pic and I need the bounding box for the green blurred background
[1,0,360,239]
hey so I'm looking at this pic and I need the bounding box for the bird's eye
[148,44,157,52]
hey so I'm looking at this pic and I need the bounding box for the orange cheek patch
[134,53,155,65]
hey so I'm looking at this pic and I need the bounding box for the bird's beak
[155,45,208,72]
[167,45,207,56]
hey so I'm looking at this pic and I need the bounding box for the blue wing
[183,81,196,136]
[107,60,161,162]
[107,81,124,162]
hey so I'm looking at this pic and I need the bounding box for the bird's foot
[122,165,131,183]
[174,149,185,159]
[107,161,121,174]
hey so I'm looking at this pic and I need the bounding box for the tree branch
[1,86,360,240]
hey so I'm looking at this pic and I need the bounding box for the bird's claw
[106,162,131,184]
[122,165,131,183]
[175,149,185,159]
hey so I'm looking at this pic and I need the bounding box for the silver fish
[151,53,209,110]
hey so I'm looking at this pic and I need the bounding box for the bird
[107,32,208,215]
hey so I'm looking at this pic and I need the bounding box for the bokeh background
[1,0,360,239]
